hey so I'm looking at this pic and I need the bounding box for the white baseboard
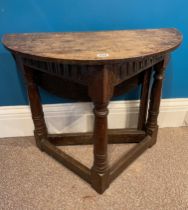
[0,98,187,138]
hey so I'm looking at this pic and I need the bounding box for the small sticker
[97,53,109,58]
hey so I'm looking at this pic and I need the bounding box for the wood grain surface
[2,28,182,64]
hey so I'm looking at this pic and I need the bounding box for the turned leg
[23,65,48,150]
[146,56,169,147]
[138,68,152,130]
[88,65,114,194]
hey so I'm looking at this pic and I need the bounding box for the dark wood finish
[88,65,114,193]
[48,129,146,146]
[109,135,151,183]
[2,29,182,194]
[19,54,165,86]
[23,65,48,150]
[41,139,91,183]
[3,29,181,64]
[146,56,169,147]
[138,68,152,130]
[35,69,143,102]
[36,71,90,101]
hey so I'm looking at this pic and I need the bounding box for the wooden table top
[2,28,182,64]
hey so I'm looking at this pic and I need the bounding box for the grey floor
[0,127,188,210]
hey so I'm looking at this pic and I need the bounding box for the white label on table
[97,53,109,58]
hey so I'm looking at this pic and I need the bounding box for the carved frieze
[22,54,164,86]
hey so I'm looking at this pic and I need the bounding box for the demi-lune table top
[2,28,182,64]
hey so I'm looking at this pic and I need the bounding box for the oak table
[2,29,182,194]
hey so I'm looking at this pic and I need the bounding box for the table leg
[146,56,169,147]
[88,65,114,194]
[23,65,48,150]
[138,68,152,130]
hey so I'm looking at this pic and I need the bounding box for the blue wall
[0,0,187,106]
